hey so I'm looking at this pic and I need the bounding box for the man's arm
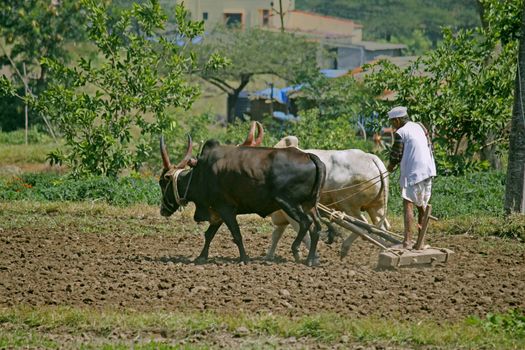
[417,122,433,151]
[387,132,403,172]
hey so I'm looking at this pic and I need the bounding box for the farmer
[386,106,436,249]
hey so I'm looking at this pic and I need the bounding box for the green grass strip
[0,306,524,349]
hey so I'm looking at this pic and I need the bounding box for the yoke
[317,203,454,268]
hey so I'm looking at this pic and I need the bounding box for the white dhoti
[401,177,432,207]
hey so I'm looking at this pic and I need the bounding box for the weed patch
[468,309,525,339]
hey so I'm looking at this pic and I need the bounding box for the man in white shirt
[386,106,436,249]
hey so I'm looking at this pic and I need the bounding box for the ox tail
[371,156,391,230]
[308,153,326,212]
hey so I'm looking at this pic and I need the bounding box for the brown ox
[158,135,326,266]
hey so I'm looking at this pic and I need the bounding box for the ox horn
[253,121,264,146]
[240,121,257,146]
[175,134,193,169]
[160,135,171,169]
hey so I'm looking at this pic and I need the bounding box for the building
[177,0,405,70]
[177,0,285,29]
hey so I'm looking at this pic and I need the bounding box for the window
[262,9,270,26]
[202,12,208,20]
[224,13,242,28]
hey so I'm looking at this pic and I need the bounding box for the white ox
[266,136,390,260]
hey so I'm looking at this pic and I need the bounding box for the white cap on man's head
[388,106,408,119]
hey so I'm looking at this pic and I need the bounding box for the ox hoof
[264,254,276,261]
[194,256,208,265]
[306,258,320,267]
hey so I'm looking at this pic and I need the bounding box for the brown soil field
[1,207,524,325]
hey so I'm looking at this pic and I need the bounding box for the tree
[0,0,86,131]
[495,0,525,213]
[194,26,319,123]
[33,0,226,177]
[296,72,372,122]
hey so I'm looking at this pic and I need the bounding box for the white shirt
[396,121,436,187]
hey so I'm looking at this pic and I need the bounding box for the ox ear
[175,134,193,169]
[253,121,264,146]
[160,135,171,170]
[240,121,256,146]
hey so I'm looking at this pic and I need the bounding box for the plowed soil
[1,209,524,323]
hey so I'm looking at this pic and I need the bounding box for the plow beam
[318,204,402,247]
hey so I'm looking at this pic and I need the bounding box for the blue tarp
[250,84,303,104]
[250,69,347,104]
[320,69,349,78]
[272,111,299,122]
[249,69,348,121]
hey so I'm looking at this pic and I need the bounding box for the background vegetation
[296,0,481,53]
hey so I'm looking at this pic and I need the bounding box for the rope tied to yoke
[327,208,346,221]
[321,170,389,193]
[321,170,391,208]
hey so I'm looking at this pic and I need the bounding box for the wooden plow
[317,203,454,268]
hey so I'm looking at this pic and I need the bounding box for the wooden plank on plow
[378,247,454,268]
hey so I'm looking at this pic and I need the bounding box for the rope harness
[321,170,391,207]
[163,168,193,209]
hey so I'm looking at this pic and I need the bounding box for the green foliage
[433,150,491,176]
[0,1,85,67]
[33,0,226,177]
[468,310,525,338]
[276,109,374,151]
[297,74,372,121]
[480,0,524,44]
[0,0,86,131]
[0,75,15,97]
[297,318,332,340]
[0,173,159,206]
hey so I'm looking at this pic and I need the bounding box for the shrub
[0,173,158,206]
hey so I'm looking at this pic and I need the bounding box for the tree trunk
[504,4,525,214]
[480,133,502,170]
[227,93,239,124]
[226,74,251,124]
